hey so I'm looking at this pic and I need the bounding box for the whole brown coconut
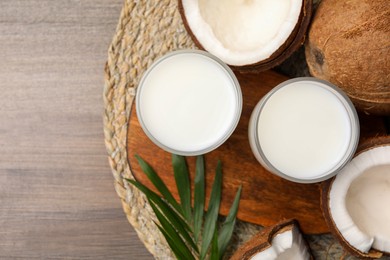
[305,0,390,115]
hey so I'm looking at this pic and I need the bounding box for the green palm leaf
[200,161,223,260]
[127,155,242,260]
[149,200,197,257]
[125,179,192,233]
[210,226,219,260]
[172,154,192,222]
[193,155,205,243]
[218,185,242,255]
[155,223,194,260]
[135,155,182,214]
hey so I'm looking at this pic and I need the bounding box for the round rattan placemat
[103,0,358,259]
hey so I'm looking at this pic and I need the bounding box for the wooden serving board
[127,70,387,234]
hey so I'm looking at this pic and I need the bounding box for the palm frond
[127,155,242,260]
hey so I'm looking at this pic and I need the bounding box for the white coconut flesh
[329,145,390,253]
[181,0,303,66]
[250,226,310,260]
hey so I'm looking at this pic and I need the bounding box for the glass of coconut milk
[136,50,242,156]
[248,78,359,183]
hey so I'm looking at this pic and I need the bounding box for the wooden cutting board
[126,70,387,234]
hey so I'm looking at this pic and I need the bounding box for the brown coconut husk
[306,0,390,115]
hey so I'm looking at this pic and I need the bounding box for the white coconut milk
[136,50,242,155]
[249,78,359,183]
[250,226,310,260]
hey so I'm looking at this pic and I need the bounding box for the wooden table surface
[0,0,152,258]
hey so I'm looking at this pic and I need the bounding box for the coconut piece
[179,0,312,71]
[321,136,390,258]
[231,219,312,260]
[305,0,390,115]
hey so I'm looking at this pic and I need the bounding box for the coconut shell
[358,112,388,144]
[230,219,313,260]
[357,135,390,155]
[306,0,390,115]
[321,135,390,259]
[178,0,312,72]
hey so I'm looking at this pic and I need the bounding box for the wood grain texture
[0,0,152,259]
[128,70,329,234]
[127,70,388,235]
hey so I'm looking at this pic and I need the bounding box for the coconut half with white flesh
[178,0,312,71]
[231,220,312,260]
[322,136,390,259]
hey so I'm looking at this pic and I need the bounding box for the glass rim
[252,77,360,183]
[135,49,243,156]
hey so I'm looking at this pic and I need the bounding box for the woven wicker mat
[103,0,360,259]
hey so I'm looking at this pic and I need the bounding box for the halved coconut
[321,136,390,258]
[305,0,390,115]
[178,0,312,71]
[231,219,312,259]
